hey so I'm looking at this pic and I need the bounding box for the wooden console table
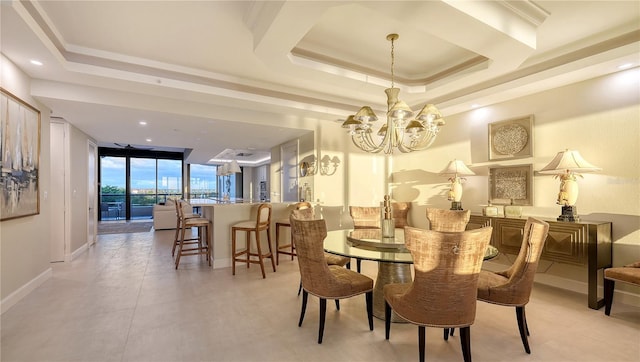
[468,215,612,309]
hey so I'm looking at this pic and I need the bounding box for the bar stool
[174,200,212,269]
[231,203,276,278]
[275,201,311,265]
[172,199,201,257]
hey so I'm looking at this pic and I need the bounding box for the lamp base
[450,201,463,211]
[557,205,579,222]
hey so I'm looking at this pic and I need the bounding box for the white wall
[0,55,52,312]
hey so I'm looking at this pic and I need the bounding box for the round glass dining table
[324,228,499,321]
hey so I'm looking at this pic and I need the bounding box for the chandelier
[342,34,445,154]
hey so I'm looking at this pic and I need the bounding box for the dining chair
[275,201,312,265]
[290,217,374,344]
[426,207,472,338]
[426,208,470,232]
[384,226,492,362]
[291,208,351,295]
[604,261,640,316]
[231,203,276,278]
[349,206,381,273]
[173,200,212,269]
[476,217,549,354]
[392,202,411,228]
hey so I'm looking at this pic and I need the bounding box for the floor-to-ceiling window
[189,164,218,200]
[98,148,184,221]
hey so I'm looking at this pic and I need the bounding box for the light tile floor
[1,228,639,362]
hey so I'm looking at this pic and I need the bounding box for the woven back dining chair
[384,226,493,362]
[476,217,549,354]
[290,217,374,344]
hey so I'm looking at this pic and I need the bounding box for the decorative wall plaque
[489,115,533,160]
[489,164,533,206]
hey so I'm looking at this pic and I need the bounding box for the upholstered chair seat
[604,261,640,316]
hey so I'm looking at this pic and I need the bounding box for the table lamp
[440,159,475,210]
[539,149,601,221]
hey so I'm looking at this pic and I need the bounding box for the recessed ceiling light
[618,63,633,70]
[139,121,147,125]
[30,60,43,66]
[145,138,152,142]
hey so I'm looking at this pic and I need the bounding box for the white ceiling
[2,1,638,165]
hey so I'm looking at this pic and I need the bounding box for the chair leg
[298,280,302,296]
[516,306,531,354]
[298,290,308,327]
[366,291,373,331]
[444,328,449,341]
[255,231,266,279]
[175,226,187,269]
[357,259,362,273]
[385,301,391,340]
[318,298,327,344]
[604,278,615,316]
[335,299,340,310]
[275,224,281,265]
[232,229,237,275]
[266,228,276,272]
[460,326,472,362]
[346,261,351,270]
[418,326,426,362]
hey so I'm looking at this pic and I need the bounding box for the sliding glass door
[100,156,126,220]
[98,148,184,221]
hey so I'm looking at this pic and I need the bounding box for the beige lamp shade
[540,149,601,174]
[228,160,241,173]
[439,160,476,176]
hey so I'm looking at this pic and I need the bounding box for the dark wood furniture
[468,215,612,309]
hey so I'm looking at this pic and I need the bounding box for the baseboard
[1,268,52,315]
[70,242,89,261]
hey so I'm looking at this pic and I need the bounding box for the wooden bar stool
[275,201,311,265]
[232,203,275,278]
[174,200,212,269]
[171,199,202,257]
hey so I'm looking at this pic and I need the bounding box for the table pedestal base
[373,261,412,323]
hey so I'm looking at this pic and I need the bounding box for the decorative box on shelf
[467,214,612,310]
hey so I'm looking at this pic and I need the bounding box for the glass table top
[324,229,499,264]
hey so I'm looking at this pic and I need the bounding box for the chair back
[255,203,272,230]
[396,226,493,327]
[392,202,411,228]
[426,208,470,232]
[292,207,315,220]
[290,218,338,296]
[494,217,549,305]
[349,206,381,229]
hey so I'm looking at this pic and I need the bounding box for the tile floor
[1,228,639,362]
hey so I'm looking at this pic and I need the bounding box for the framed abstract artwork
[489,164,533,206]
[489,115,533,160]
[1,88,41,221]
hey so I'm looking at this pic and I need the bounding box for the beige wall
[391,69,640,297]
[68,124,92,254]
[0,55,52,311]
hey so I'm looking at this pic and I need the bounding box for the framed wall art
[1,88,41,221]
[489,115,533,160]
[489,164,533,206]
